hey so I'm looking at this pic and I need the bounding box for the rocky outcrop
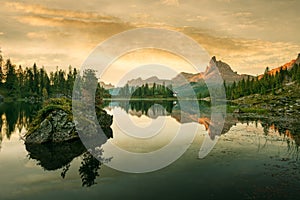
[25,109,78,144]
[204,56,252,83]
[25,98,113,144]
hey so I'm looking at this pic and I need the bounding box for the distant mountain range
[125,56,252,87]
[105,54,300,96]
[127,76,171,87]
[99,81,115,90]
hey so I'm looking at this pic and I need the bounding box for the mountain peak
[211,56,217,63]
[205,56,251,83]
[296,53,300,64]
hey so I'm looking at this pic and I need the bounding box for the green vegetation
[117,83,174,99]
[25,69,112,136]
[240,107,268,114]
[0,58,77,100]
[227,82,300,116]
[225,63,300,100]
[0,52,111,102]
[224,63,300,114]
[26,97,72,136]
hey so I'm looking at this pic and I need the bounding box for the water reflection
[237,115,300,140]
[25,139,112,187]
[0,101,112,187]
[108,100,300,152]
[25,140,86,170]
[236,114,300,160]
[1,100,300,189]
[0,102,41,149]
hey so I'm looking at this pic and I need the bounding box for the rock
[233,108,243,114]
[25,98,113,144]
[276,89,282,94]
[25,110,78,144]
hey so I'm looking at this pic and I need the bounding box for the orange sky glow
[0,0,299,84]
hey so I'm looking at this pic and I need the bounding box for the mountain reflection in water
[0,100,299,190]
[109,100,300,147]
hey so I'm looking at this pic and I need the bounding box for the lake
[0,100,299,199]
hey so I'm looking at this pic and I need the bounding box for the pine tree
[33,63,39,95]
[0,49,4,85]
[15,65,23,97]
[5,59,17,92]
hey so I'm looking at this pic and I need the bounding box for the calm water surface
[0,101,299,200]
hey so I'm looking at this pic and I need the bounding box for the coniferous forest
[0,54,110,101]
[117,83,174,98]
[1,51,300,101]
[225,64,300,100]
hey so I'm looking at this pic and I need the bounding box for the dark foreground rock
[26,140,86,170]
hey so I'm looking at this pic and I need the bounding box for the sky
[0,0,299,84]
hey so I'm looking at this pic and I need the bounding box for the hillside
[229,53,300,116]
[232,82,300,116]
[258,53,300,79]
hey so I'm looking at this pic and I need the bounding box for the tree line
[118,82,174,98]
[0,55,110,100]
[225,63,300,99]
[0,57,77,99]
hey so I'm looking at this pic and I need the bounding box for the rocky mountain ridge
[124,56,252,87]
[258,53,300,79]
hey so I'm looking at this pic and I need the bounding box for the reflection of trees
[237,115,300,144]
[130,100,174,115]
[26,140,86,170]
[26,139,111,187]
[79,152,101,187]
[114,100,175,117]
[0,102,41,149]
[236,115,300,159]
[113,100,300,154]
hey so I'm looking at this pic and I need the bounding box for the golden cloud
[183,27,300,74]
[5,2,120,22]
[160,0,180,7]
[2,1,299,77]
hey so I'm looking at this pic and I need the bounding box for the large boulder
[25,98,113,144]
[25,109,78,144]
